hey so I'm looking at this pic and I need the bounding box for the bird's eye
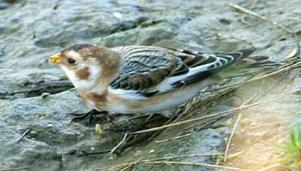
[68,58,76,64]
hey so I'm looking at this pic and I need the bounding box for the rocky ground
[0,0,301,171]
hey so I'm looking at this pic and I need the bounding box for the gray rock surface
[0,0,301,171]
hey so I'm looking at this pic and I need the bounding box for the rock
[129,128,229,171]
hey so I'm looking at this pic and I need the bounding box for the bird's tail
[220,48,282,69]
[209,48,256,73]
[226,48,256,60]
[242,55,282,69]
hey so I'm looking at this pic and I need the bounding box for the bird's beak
[49,53,62,64]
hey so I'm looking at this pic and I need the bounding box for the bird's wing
[110,46,254,97]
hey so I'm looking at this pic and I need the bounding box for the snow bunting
[49,44,254,115]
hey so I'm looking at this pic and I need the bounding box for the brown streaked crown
[64,44,94,52]
[61,44,116,63]
[61,44,121,83]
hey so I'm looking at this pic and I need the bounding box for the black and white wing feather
[110,46,254,97]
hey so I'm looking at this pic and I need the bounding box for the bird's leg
[104,113,115,123]
[87,110,114,124]
[70,109,113,125]
[111,113,166,133]
[70,110,99,122]
[77,149,111,157]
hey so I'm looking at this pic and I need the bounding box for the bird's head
[49,44,121,91]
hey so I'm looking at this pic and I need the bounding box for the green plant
[278,124,301,171]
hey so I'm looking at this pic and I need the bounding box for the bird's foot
[69,110,113,125]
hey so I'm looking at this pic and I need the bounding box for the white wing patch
[108,87,148,100]
[150,62,213,92]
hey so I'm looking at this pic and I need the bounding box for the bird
[49,44,254,116]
